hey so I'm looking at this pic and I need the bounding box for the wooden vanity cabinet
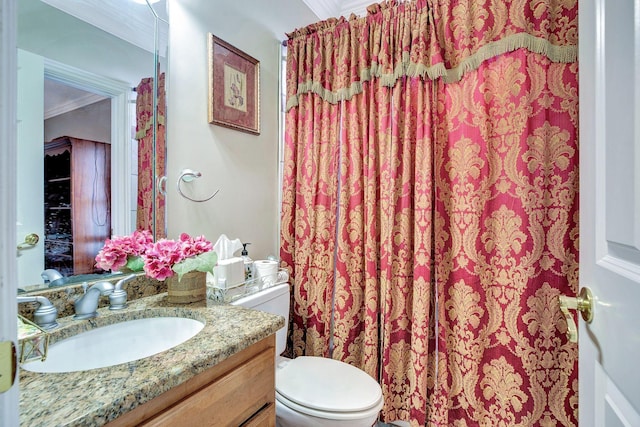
[44,136,111,276]
[108,335,276,427]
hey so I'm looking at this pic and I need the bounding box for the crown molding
[44,91,106,120]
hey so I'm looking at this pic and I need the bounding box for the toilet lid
[276,356,382,413]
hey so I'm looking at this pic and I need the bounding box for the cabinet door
[241,403,275,427]
[141,347,275,427]
[44,137,111,275]
[69,138,111,275]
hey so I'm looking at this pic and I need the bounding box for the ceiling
[301,0,373,20]
[41,0,167,54]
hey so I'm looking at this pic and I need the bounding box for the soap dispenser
[241,243,254,280]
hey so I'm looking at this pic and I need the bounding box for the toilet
[231,282,384,427]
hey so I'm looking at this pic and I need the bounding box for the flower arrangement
[95,229,154,272]
[96,231,218,283]
[142,233,217,281]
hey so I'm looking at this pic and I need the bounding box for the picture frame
[208,34,260,135]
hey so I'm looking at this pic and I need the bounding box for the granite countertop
[19,293,284,427]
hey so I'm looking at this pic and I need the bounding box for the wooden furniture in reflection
[44,136,111,276]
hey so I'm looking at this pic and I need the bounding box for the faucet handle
[17,295,58,330]
[109,274,136,310]
[114,274,136,290]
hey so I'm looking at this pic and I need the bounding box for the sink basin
[22,317,204,373]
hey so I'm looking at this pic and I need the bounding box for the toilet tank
[230,283,290,356]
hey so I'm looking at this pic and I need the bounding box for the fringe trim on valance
[441,33,577,84]
[285,33,576,111]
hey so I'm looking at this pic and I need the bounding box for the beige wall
[167,0,317,260]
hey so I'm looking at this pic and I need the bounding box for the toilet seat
[276,391,384,421]
[276,356,383,420]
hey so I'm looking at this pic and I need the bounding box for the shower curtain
[281,1,578,425]
[135,73,166,238]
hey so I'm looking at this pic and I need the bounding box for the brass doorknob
[17,233,40,250]
[558,287,594,343]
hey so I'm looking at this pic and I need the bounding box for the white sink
[22,317,204,373]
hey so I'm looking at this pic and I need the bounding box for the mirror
[16,0,168,291]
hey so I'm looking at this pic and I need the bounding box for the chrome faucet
[108,274,136,310]
[73,281,115,320]
[17,295,59,330]
[41,268,67,287]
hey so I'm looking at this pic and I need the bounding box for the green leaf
[125,255,145,272]
[172,251,218,282]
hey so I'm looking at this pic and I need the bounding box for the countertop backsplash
[18,274,166,320]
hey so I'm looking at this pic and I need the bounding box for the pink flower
[95,230,153,271]
[142,233,213,280]
[178,233,213,258]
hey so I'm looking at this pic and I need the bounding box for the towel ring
[177,169,220,203]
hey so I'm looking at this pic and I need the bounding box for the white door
[16,49,46,286]
[578,0,640,425]
[0,0,20,425]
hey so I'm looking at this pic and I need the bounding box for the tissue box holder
[214,257,245,287]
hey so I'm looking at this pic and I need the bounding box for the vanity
[18,294,284,426]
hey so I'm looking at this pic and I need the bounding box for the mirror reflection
[16,0,168,290]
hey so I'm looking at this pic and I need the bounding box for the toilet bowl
[275,356,383,427]
[231,283,383,426]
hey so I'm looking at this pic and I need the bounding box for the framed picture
[208,34,260,135]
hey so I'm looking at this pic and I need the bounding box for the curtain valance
[285,0,577,111]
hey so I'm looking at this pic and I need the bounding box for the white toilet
[231,282,384,427]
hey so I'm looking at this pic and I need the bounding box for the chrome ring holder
[177,169,219,202]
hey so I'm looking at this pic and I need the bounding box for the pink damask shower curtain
[282,4,438,422]
[430,52,579,426]
[427,2,579,424]
[135,73,166,238]
[335,77,435,423]
[281,1,578,425]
